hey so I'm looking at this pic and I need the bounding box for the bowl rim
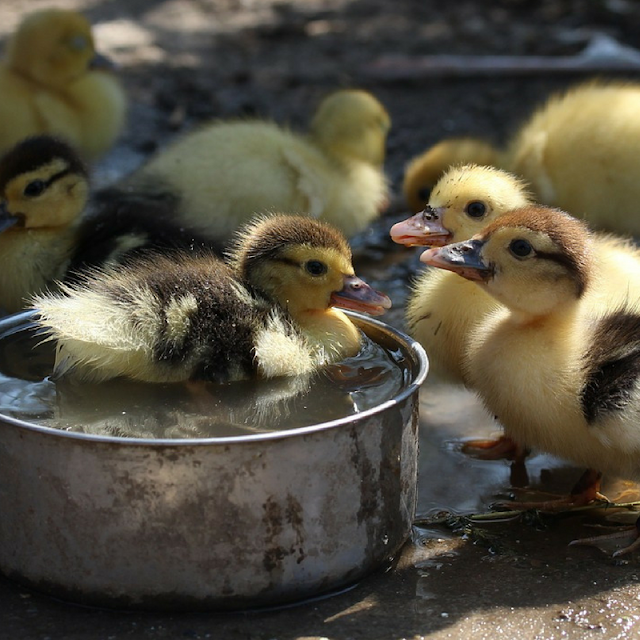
[0,310,428,446]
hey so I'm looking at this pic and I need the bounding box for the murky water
[0,317,408,439]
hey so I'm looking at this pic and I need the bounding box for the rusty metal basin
[0,311,427,611]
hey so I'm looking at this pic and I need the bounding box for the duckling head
[403,138,501,213]
[0,136,89,232]
[310,89,391,167]
[230,215,391,320]
[420,204,593,319]
[5,9,106,89]
[391,164,532,247]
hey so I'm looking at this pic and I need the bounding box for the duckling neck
[506,301,581,329]
[297,308,362,361]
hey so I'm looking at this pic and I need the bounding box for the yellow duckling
[32,215,392,383]
[111,89,390,241]
[402,81,640,236]
[0,9,127,161]
[0,136,89,313]
[0,135,224,313]
[390,164,532,384]
[421,205,640,553]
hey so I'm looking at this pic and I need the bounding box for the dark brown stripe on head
[480,204,592,297]
[0,136,87,191]
[234,215,351,278]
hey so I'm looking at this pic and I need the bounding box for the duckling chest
[465,316,585,448]
[0,230,71,312]
[300,309,362,362]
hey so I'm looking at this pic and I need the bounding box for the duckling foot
[494,468,605,512]
[569,517,640,558]
[460,435,527,461]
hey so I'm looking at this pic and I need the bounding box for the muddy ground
[3,0,640,638]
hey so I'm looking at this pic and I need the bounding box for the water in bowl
[0,319,409,439]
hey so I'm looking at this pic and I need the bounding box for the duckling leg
[569,517,640,557]
[497,468,605,512]
[461,435,528,461]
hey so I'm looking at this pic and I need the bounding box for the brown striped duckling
[0,136,89,313]
[421,205,640,553]
[401,81,640,237]
[106,89,390,241]
[0,135,223,313]
[32,215,392,384]
[0,9,127,161]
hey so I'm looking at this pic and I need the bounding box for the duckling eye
[417,187,431,202]
[509,238,533,258]
[305,260,328,276]
[23,180,47,198]
[465,201,487,218]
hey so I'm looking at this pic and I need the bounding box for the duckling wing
[32,92,83,149]
[581,310,640,425]
[280,143,387,236]
[68,188,224,274]
[507,130,556,204]
[66,73,127,159]
[278,144,332,220]
[32,256,262,383]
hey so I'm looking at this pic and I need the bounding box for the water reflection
[0,322,407,438]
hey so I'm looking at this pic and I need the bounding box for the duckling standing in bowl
[0,9,127,161]
[32,215,391,384]
[421,204,640,554]
[101,89,390,241]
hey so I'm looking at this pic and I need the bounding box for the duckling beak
[0,202,20,233]
[389,206,451,247]
[330,275,392,316]
[89,51,118,71]
[420,239,493,282]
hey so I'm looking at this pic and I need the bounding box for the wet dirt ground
[3,0,640,638]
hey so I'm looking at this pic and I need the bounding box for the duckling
[420,205,640,549]
[402,81,640,236]
[390,164,532,384]
[0,135,89,313]
[0,9,127,161]
[31,215,392,384]
[504,81,640,235]
[107,89,390,241]
[0,135,223,313]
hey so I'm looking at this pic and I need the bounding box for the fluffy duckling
[421,205,640,543]
[32,215,392,384]
[0,136,89,313]
[402,81,640,236]
[0,9,127,161]
[0,135,223,313]
[390,165,532,384]
[108,89,390,241]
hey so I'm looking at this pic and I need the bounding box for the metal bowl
[0,310,427,611]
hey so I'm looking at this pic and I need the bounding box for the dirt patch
[3,1,640,638]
